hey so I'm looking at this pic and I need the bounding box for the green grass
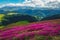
[0,14,5,22]
[0,13,30,29]
[13,36,60,40]
[12,21,29,25]
[5,20,29,28]
[0,20,29,29]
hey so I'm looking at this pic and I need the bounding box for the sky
[0,0,25,4]
[0,0,60,8]
[0,0,60,4]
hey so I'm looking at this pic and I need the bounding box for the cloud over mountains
[0,0,60,9]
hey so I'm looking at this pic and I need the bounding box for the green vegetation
[0,20,29,29]
[0,12,37,28]
[7,20,29,27]
[0,14,5,22]
[34,36,47,40]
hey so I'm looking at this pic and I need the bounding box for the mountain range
[0,5,60,20]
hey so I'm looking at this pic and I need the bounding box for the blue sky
[0,0,25,4]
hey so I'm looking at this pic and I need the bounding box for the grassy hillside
[0,13,37,29]
[0,14,5,22]
[6,20,29,28]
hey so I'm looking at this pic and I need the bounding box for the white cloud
[0,0,60,9]
[23,0,60,8]
[0,3,23,8]
[23,0,45,7]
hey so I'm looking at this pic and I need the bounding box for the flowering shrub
[0,19,60,40]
